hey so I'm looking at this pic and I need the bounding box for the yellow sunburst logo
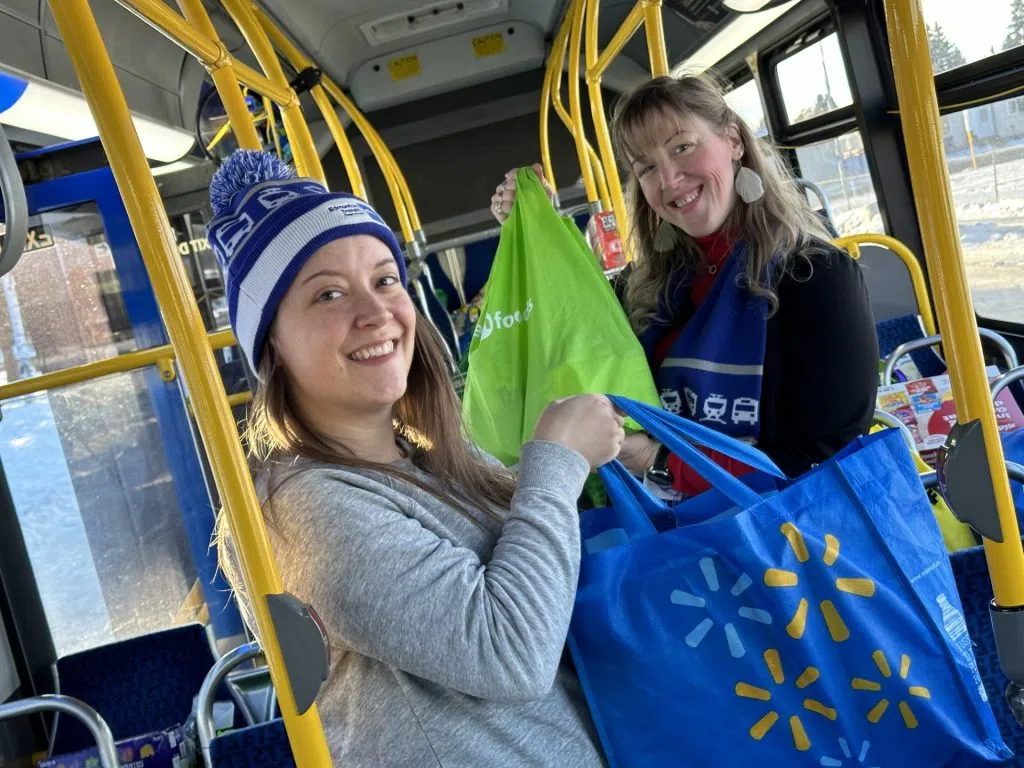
[735,648,837,751]
[763,523,877,642]
[852,650,932,728]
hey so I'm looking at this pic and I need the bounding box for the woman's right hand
[533,394,625,469]
[490,163,556,224]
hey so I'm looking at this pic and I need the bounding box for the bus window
[941,96,1024,324]
[775,33,853,125]
[923,0,1024,75]
[794,131,882,236]
[724,80,768,139]
[0,205,200,657]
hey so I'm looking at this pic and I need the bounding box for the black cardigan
[614,242,880,477]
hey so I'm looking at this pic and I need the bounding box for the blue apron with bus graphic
[647,243,768,441]
[568,397,1011,767]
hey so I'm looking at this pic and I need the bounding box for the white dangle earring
[653,219,677,252]
[735,164,765,204]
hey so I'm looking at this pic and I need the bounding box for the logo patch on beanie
[327,201,386,225]
[257,187,302,210]
[212,213,255,256]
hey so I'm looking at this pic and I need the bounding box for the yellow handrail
[567,0,600,205]
[544,10,611,208]
[227,390,254,408]
[589,1,645,81]
[49,2,333,764]
[114,0,291,106]
[584,0,636,258]
[220,0,325,185]
[885,0,1024,607]
[253,6,423,243]
[643,0,669,77]
[834,233,938,337]
[309,84,367,200]
[175,0,262,151]
[0,330,237,402]
[539,37,558,194]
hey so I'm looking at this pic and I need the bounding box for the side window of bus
[923,0,1024,75]
[775,33,884,236]
[920,1,1024,323]
[940,98,1024,324]
[724,80,768,139]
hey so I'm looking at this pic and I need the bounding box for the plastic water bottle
[937,592,988,702]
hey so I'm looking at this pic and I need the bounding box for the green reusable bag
[461,167,660,466]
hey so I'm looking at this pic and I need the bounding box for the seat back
[876,313,947,379]
[209,718,296,768]
[855,243,924,325]
[52,623,216,754]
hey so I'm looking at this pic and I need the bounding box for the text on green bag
[474,298,534,341]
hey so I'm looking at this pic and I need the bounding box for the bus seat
[835,235,946,380]
[209,718,295,768]
[852,242,925,325]
[876,314,947,379]
[951,545,1024,760]
[50,623,217,755]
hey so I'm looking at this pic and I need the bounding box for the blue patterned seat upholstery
[876,314,946,379]
[52,624,217,754]
[209,718,296,768]
[951,545,1024,763]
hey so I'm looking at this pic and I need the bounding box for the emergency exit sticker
[388,54,421,81]
[472,33,505,58]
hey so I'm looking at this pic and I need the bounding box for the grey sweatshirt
[237,440,607,767]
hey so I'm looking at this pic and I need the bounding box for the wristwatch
[645,442,674,489]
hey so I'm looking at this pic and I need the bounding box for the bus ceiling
[0,0,821,153]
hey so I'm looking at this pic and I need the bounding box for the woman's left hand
[617,432,661,476]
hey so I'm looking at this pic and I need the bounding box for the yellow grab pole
[548,17,611,207]
[309,85,367,200]
[220,0,325,185]
[885,0,1024,606]
[0,329,238,402]
[176,0,262,151]
[584,0,632,254]
[568,0,600,205]
[49,3,333,764]
[643,0,669,77]
[317,74,415,241]
[589,2,645,81]
[540,41,559,195]
[115,0,291,106]
[254,8,420,242]
[589,145,612,209]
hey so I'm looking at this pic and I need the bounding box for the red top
[651,231,754,496]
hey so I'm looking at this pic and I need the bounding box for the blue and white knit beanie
[206,150,407,373]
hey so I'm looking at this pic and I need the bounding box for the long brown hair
[611,73,831,332]
[217,312,517,636]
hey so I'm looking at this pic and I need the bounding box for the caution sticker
[472,32,505,58]
[388,54,421,81]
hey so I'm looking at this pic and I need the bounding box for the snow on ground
[824,142,1024,325]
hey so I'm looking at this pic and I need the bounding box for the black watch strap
[646,443,673,486]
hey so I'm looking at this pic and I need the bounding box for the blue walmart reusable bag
[568,396,1011,767]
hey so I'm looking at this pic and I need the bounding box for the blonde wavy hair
[610,73,831,332]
